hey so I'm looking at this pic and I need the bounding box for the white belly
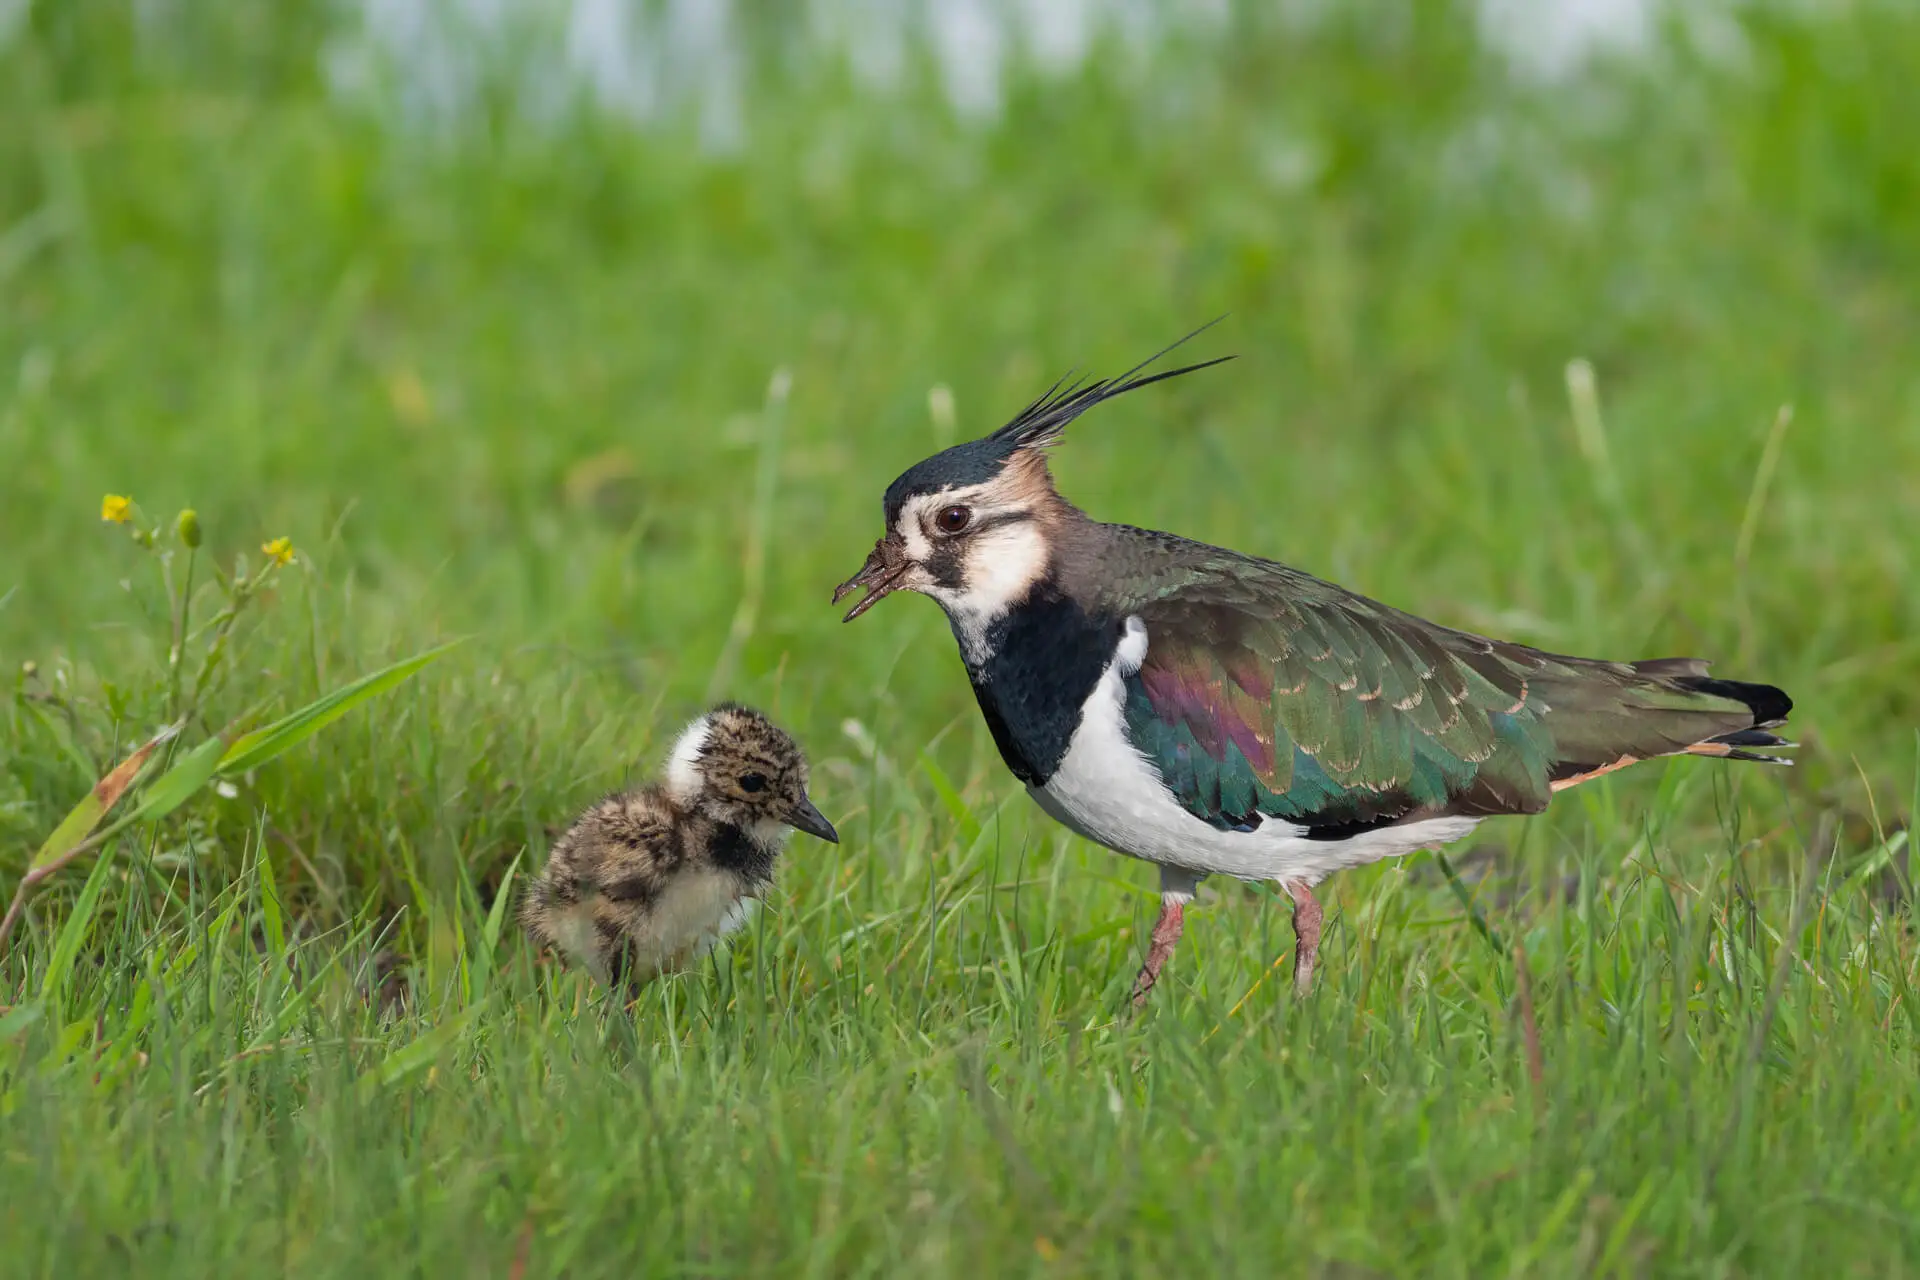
[1029,616,1481,887]
[616,869,756,979]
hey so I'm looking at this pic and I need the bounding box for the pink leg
[1286,882,1323,995]
[1130,897,1187,1007]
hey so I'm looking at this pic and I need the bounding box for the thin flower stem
[168,546,198,721]
[0,885,28,955]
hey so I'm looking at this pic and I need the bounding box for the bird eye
[936,505,972,534]
[738,773,766,793]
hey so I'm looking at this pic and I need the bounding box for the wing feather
[1097,534,1780,835]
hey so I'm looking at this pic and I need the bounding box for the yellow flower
[261,536,296,567]
[101,494,132,524]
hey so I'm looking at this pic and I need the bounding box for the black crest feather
[880,319,1234,517]
[988,317,1234,452]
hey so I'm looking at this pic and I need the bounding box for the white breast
[633,868,757,973]
[1029,615,1481,888]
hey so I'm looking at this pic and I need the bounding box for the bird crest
[875,319,1235,520]
[986,317,1235,455]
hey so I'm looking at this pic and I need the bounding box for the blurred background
[2,0,1916,910]
[9,9,1920,1268]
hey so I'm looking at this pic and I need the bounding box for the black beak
[832,534,909,622]
[785,795,839,844]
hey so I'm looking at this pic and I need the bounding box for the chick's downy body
[520,704,837,987]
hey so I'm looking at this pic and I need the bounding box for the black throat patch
[709,823,777,888]
[965,579,1120,787]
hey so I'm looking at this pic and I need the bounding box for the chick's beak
[785,794,840,844]
[832,534,908,622]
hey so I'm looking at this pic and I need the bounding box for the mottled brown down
[519,705,831,988]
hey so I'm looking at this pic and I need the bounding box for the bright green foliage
[3,1,1920,1274]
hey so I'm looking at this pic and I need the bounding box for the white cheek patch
[663,715,714,806]
[925,519,1049,662]
[957,519,1049,610]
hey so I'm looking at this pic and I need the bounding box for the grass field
[4,2,1920,1274]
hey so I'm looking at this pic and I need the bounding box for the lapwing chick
[520,703,838,989]
[834,329,1794,1006]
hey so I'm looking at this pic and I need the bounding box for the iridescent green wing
[1108,555,1776,834]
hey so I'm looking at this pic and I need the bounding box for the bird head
[663,704,838,845]
[834,326,1231,633]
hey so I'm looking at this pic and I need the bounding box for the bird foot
[1129,897,1187,1008]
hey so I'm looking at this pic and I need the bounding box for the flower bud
[176,508,202,549]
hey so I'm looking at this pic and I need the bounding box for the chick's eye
[936,505,972,534]
[738,773,766,793]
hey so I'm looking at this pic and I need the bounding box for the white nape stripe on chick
[663,714,713,807]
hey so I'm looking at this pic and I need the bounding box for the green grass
[4,2,1920,1273]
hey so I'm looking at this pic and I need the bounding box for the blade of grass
[258,834,286,959]
[219,638,465,776]
[250,919,374,1050]
[39,845,119,1011]
[353,1003,484,1103]
[1435,851,1507,956]
[125,733,229,826]
[484,850,524,957]
[0,1002,44,1039]
[0,723,181,954]
[918,750,982,849]
[20,731,231,899]
[53,646,454,877]
[28,722,178,871]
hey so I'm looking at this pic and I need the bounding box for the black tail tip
[1722,748,1795,765]
[1677,676,1793,728]
[1711,727,1794,749]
